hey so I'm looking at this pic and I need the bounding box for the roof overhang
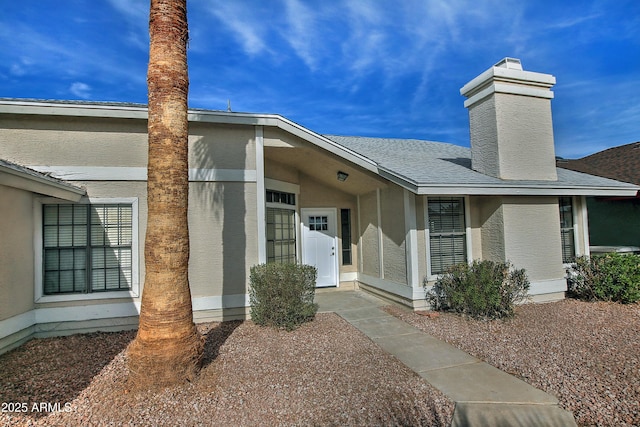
[0,163,86,201]
[378,167,640,197]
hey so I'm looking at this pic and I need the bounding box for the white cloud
[204,2,269,56]
[106,0,149,24]
[70,82,92,99]
[281,0,321,70]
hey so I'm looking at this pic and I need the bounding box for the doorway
[301,208,339,287]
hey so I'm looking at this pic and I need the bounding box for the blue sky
[1,1,638,159]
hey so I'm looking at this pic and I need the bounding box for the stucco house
[1,58,638,354]
[557,142,640,252]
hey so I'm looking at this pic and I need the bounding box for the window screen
[559,197,576,263]
[266,207,296,264]
[43,204,133,294]
[428,197,467,275]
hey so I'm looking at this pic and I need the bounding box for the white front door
[301,208,339,287]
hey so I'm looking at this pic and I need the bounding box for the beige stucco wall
[468,198,484,261]
[468,93,557,181]
[476,196,506,262]
[468,96,500,177]
[189,182,258,297]
[474,195,564,282]
[415,196,428,284]
[494,93,557,180]
[0,115,148,167]
[0,185,35,320]
[190,123,256,170]
[0,116,256,170]
[359,190,380,277]
[380,186,407,284]
[265,159,300,184]
[501,196,565,281]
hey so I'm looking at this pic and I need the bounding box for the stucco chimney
[460,58,558,180]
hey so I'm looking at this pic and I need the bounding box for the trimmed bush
[567,254,640,303]
[249,263,318,330]
[425,260,530,319]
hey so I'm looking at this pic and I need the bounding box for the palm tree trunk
[127,0,203,389]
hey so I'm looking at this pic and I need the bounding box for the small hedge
[425,260,530,319]
[249,263,318,330]
[567,254,640,303]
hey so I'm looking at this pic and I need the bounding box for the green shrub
[567,254,640,303]
[425,260,530,319]
[249,263,318,330]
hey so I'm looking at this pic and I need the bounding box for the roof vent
[494,57,523,71]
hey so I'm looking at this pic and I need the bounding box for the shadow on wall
[190,129,249,321]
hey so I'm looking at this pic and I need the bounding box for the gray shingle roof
[325,135,639,195]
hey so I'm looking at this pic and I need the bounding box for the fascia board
[415,184,639,197]
[0,167,85,201]
[0,100,149,119]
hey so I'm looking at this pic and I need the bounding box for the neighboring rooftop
[557,142,640,186]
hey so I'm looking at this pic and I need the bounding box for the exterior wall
[188,182,259,298]
[501,196,565,286]
[0,115,148,167]
[265,159,300,184]
[190,123,256,170]
[0,116,256,171]
[493,93,557,180]
[0,185,36,321]
[471,195,566,300]
[468,94,557,180]
[380,186,407,284]
[358,190,380,277]
[468,96,500,177]
[415,196,428,283]
[468,197,484,261]
[476,196,506,262]
[462,62,557,182]
[0,116,260,353]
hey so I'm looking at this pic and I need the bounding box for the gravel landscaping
[1,313,453,426]
[386,299,640,427]
[2,298,638,426]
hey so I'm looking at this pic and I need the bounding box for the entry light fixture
[337,171,349,182]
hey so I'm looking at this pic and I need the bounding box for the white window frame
[264,179,300,264]
[559,196,580,266]
[34,197,140,303]
[424,195,472,280]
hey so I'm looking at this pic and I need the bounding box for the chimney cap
[494,57,523,70]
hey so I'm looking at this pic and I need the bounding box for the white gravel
[386,299,640,427]
[1,313,453,426]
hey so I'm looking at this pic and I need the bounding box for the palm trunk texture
[127,0,203,389]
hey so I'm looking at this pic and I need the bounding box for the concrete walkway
[315,290,577,427]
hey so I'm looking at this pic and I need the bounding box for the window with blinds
[559,197,576,263]
[43,204,133,294]
[266,207,296,264]
[428,197,467,275]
